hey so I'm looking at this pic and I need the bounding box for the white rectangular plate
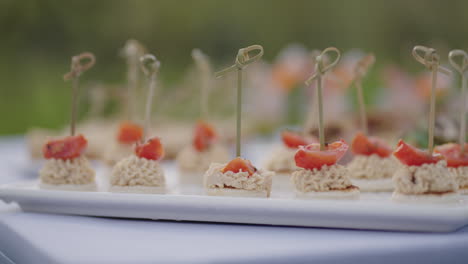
[1,161,468,232]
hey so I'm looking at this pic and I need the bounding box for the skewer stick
[303,51,345,136]
[122,40,145,121]
[352,54,375,135]
[448,49,468,155]
[303,50,321,136]
[305,47,341,151]
[215,45,264,157]
[412,46,451,154]
[64,52,96,136]
[140,54,161,141]
[192,49,212,119]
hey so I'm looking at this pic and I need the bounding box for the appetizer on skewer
[104,40,146,165]
[434,49,468,194]
[348,132,397,191]
[39,53,97,191]
[203,45,274,198]
[104,120,143,165]
[177,120,229,172]
[110,54,166,194]
[291,47,359,199]
[264,130,316,173]
[346,54,398,191]
[176,50,229,176]
[392,46,458,202]
[292,140,359,198]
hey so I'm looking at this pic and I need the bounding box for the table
[1,136,468,264]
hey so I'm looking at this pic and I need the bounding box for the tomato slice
[294,139,349,170]
[43,134,87,160]
[193,120,218,152]
[393,140,443,166]
[351,131,392,158]
[117,121,143,144]
[135,137,164,161]
[281,130,317,149]
[435,143,468,168]
[221,157,257,176]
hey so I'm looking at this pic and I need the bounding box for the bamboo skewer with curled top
[412,46,451,154]
[64,52,96,136]
[215,45,264,157]
[352,54,375,135]
[305,47,341,151]
[140,54,161,142]
[303,50,345,136]
[448,49,468,155]
[192,49,213,120]
[122,40,145,121]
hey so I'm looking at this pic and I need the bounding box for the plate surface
[1,161,468,232]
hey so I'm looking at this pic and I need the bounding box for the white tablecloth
[1,136,468,264]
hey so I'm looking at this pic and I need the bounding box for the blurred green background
[1,0,467,135]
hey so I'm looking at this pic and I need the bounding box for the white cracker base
[39,182,97,192]
[295,188,360,199]
[392,192,460,203]
[206,188,269,198]
[351,178,394,192]
[109,185,166,194]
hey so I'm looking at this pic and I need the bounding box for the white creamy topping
[291,164,354,192]
[40,156,95,185]
[393,160,458,195]
[347,154,398,180]
[449,166,468,189]
[264,145,298,172]
[203,163,273,195]
[176,144,230,172]
[111,155,165,187]
[103,142,134,165]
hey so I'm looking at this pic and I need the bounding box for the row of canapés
[35,42,468,203]
[38,126,468,201]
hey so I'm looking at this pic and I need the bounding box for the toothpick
[122,39,145,121]
[305,47,341,151]
[303,50,345,136]
[215,45,264,157]
[448,49,468,155]
[412,46,451,154]
[303,50,321,136]
[140,54,161,141]
[192,49,212,119]
[64,52,96,136]
[352,54,375,135]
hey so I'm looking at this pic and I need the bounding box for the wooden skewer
[448,49,468,155]
[412,46,451,154]
[352,54,375,135]
[215,45,264,157]
[305,47,341,151]
[192,49,212,120]
[122,40,145,121]
[64,52,96,136]
[140,54,161,141]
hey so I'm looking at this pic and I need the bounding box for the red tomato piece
[193,120,217,152]
[294,139,349,170]
[351,131,392,158]
[435,143,468,168]
[135,137,164,161]
[117,121,143,144]
[393,140,443,166]
[43,134,87,160]
[281,131,317,149]
[221,157,257,176]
